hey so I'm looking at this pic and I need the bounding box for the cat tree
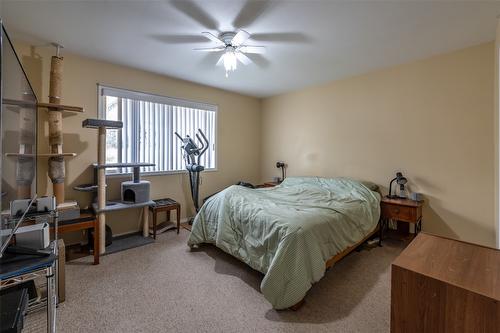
[82,119,155,254]
[6,44,81,202]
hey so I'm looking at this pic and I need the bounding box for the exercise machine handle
[174,132,183,141]
[195,133,205,152]
[197,129,209,156]
[195,133,205,165]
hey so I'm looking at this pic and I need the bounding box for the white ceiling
[2,0,500,98]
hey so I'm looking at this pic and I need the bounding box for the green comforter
[187,177,381,309]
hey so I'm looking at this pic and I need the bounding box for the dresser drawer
[381,203,414,222]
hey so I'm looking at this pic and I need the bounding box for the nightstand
[255,181,281,188]
[380,197,423,240]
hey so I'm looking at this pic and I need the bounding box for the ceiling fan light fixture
[223,49,237,77]
[194,30,266,77]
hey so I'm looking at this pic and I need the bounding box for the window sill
[105,168,218,178]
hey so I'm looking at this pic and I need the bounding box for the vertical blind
[99,85,217,174]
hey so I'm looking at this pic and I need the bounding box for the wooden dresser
[391,233,500,332]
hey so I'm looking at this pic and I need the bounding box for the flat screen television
[0,21,38,255]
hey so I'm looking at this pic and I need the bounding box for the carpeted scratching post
[83,119,124,254]
[47,45,66,204]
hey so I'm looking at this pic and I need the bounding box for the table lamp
[276,161,286,182]
[387,172,407,199]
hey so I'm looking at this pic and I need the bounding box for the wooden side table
[149,198,181,239]
[255,181,281,188]
[380,197,423,240]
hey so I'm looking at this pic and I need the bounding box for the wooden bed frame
[288,187,383,311]
[289,221,382,311]
[325,223,381,269]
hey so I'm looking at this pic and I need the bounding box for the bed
[187,177,381,309]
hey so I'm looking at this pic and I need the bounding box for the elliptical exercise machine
[175,129,209,224]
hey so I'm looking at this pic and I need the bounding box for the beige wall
[13,41,261,240]
[11,39,496,248]
[261,42,496,247]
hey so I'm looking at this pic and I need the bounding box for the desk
[0,242,57,333]
[51,212,99,265]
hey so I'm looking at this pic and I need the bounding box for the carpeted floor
[26,229,404,333]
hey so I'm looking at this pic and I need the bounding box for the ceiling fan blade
[250,32,311,43]
[236,52,251,65]
[193,47,225,52]
[198,52,224,69]
[151,34,210,44]
[233,0,273,29]
[171,0,219,30]
[245,53,270,68]
[231,30,251,46]
[238,46,266,54]
[202,32,225,46]
[216,54,225,66]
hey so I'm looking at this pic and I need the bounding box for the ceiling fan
[165,0,309,77]
[194,30,266,77]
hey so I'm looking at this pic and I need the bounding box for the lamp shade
[396,173,407,185]
[388,171,407,199]
[276,161,286,182]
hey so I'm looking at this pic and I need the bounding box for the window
[98,85,217,175]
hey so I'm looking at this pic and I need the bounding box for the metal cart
[0,210,58,333]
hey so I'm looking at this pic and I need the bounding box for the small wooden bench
[148,198,181,239]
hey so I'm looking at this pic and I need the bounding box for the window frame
[97,84,218,177]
